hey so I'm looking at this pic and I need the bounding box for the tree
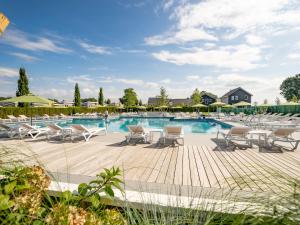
[263,99,268,104]
[105,99,111,105]
[121,88,138,107]
[280,74,300,101]
[191,88,202,105]
[81,97,97,102]
[98,87,104,105]
[275,97,281,105]
[16,67,30,96]
[74,83,81,106]
[291,95,299,103]
[138,99,142,106]
[157,87,168,106]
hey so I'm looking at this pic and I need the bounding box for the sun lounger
[126,125,149,144]
[20,123,49,139]
[0,124,21,138]
[7,115,19,122]
[71,125,106,141]
[163,126,184,146]
[267,128,299,151]
[217,126,252,147]
[46,124,71,140]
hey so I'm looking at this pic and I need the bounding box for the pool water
[58,117,231,134]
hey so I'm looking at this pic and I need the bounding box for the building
[221,87,252,105]
[147,97,192,106]
[201,91,217,105]
[81,101,98,108]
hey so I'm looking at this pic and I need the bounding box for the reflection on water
[59,117,231,134]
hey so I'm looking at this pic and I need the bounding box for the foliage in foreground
[0,165,126,224]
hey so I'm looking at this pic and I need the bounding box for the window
[235,96,238,100]
[244,95,248,100]
[231,96,235,100]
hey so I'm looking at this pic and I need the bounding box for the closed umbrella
[0,93,53,125]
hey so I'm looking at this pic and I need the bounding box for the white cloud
[145,27,217,46]
[186,75,200,80]
[9,52,39,62]
[245,34,265,45]
[78,41,111,55]
[174,0,300,39]
[115,79,144,85]
[0,67,18,77]
[1,29,71,53]
[153,44,262,70]
[161,78,171,84]
[288,53,300,59]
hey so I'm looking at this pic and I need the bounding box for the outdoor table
[249,130,271,147]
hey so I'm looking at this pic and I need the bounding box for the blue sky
[1,0,300,103]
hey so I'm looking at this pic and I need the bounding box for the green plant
[16,67,30,97]
[74,83,81,107]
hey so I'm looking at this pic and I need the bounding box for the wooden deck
[1,133,300,197]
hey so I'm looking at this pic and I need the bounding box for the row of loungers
[0,123,106,142]
[217,126,300,151]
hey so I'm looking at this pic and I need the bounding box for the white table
[148,128,163,143]
[249,130,270,147]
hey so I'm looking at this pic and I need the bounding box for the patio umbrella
[210,101,226,107]
[137,105,147,110]
[191,103,207,108]
[0,93,52,125]
[222,104,234,108]
[171,106,182,109]
[233,101,251,107]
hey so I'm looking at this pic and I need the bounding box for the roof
[200,91,218,100]
[221,87,252,98]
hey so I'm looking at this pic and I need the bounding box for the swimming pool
[58,117,231,134]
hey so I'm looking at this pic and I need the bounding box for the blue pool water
[58,117,231,134]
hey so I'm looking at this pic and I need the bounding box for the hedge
[0,107,119,119]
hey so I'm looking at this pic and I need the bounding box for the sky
[0,0,300,104]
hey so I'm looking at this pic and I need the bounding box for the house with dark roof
[221,87,252,105]
[201,91,217,105]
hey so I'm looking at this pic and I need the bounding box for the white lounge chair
[217,126,252,147]
[46,124,70,140]
[126,125,149,144]
[18,115,29,121]
[7,115,19,122]
[0,124,21,138]
[163,126,184,146]
[20,123,49,139]
[71,125,106,142]
[267,128,299,151]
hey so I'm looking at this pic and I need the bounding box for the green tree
[191,88,202,105]
[81,97,97,102]
[122,88,138,107]
[280,74,300,101]
[98,87,104,105]
[106,98,111,105]
[74,83,81,106]
[138,99,142,106]
[157,87,168,106]
[291,95,298,103]
[16,67,30,96]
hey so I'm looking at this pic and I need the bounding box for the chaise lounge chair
[0,124,21,138]
[217,126,252,148]
[71,125,106,142]
[267,128,299,151]
[163,126,184,146]
[46,124,70,140]
[20,123,49,139]
[126,125,149,144]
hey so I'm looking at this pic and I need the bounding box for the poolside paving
[1,132,300,199]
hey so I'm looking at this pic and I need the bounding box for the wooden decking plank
[202,146,231,189]
[173,146,184,186]
[156,147,173,184]
[213,151,251,190]
[199,146,220,188]
[188,146,201,187]
[164,148,178,185]
[147,148,169,183]
[193,146,211,188]
[182,146,191,186]
[140,148,164,182]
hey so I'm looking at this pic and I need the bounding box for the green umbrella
[233,101,251,107]
[171,106,182,109]
[259,103,272,107]
[1,94,53,125]
[222,104,234,108]
[210,101,226,107]
[191,103,207,108]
